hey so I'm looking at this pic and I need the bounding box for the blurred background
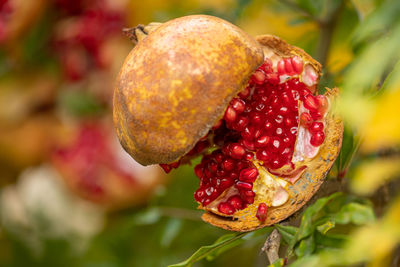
[0,0,400,266]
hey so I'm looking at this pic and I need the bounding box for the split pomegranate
[113,15,343,231]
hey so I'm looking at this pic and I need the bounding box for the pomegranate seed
[309,122,324,133]
[291,56,303,74]
[239,87,250,98]
[270,158,284,169]
[256,203,268,222]
[264,121,273,132]
[303,94,319,111]
[316,95,328,113]
[242,139,255,150]
[253,71,265,84]
[256,149,270,161]
[245,152,254,160]
[239,168,259,182]
[259,59,272,73]
[224,106,237,122]
[255,135,270,148]
[271,138,281,153]
[194,164,204,178]
[242,126,254,140]
[220,178,234,189]
[284,117,296,127]
[300,113,313,128]
[203,198,212,206]
[284,58,294,74]
[310,131,325,146]
[266,73,280,84]
[310,111,323,120]
[160,164,172,173]
[250,112,263,125]
[235,181,253,191]
[231,98,246,113]
[233,116,249,131]
[275,115,283,124]
[228,195,243,210]
[222,159,235,171]
[218,202,235,215]
[230,144,246,159]
[277,60,286,75]
[194,188,205,201]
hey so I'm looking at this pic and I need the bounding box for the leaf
[316,220,335,234]
[275,224,298,245]
[334,202,376,225]
[296,192,343,242]
[315,232,347,249]
[295,234,316,257]
[350,158,400,195]
[168,232,248,267]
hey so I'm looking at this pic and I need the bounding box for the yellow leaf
[361,85,400,151]
[351,158,400,195]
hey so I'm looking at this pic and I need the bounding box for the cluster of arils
[52,0,125,81]
[160,56,329,216]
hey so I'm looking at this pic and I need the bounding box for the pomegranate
[52,122,167,210]
[113,15,343,231]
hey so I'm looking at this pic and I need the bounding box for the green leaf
[315,232,347,249]
[296,193,343,242]
[168,232,248,267]
[295,234,316,257]
[275,224,298,245]
[316,220,335,234]
[334,202,376,225]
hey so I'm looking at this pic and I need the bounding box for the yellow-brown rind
[114,15,264,165]
[201,88,343,232]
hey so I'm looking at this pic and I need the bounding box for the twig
[262,229,281,265]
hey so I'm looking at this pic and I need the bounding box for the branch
[262,229,281,264]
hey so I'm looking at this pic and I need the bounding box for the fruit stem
[122,22,162,45]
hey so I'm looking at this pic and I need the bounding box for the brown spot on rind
[114,15,264,165]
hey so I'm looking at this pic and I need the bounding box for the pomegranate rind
[114,15,264,165]
[201,88,343,231]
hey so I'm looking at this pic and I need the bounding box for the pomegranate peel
[114,15,264,166]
